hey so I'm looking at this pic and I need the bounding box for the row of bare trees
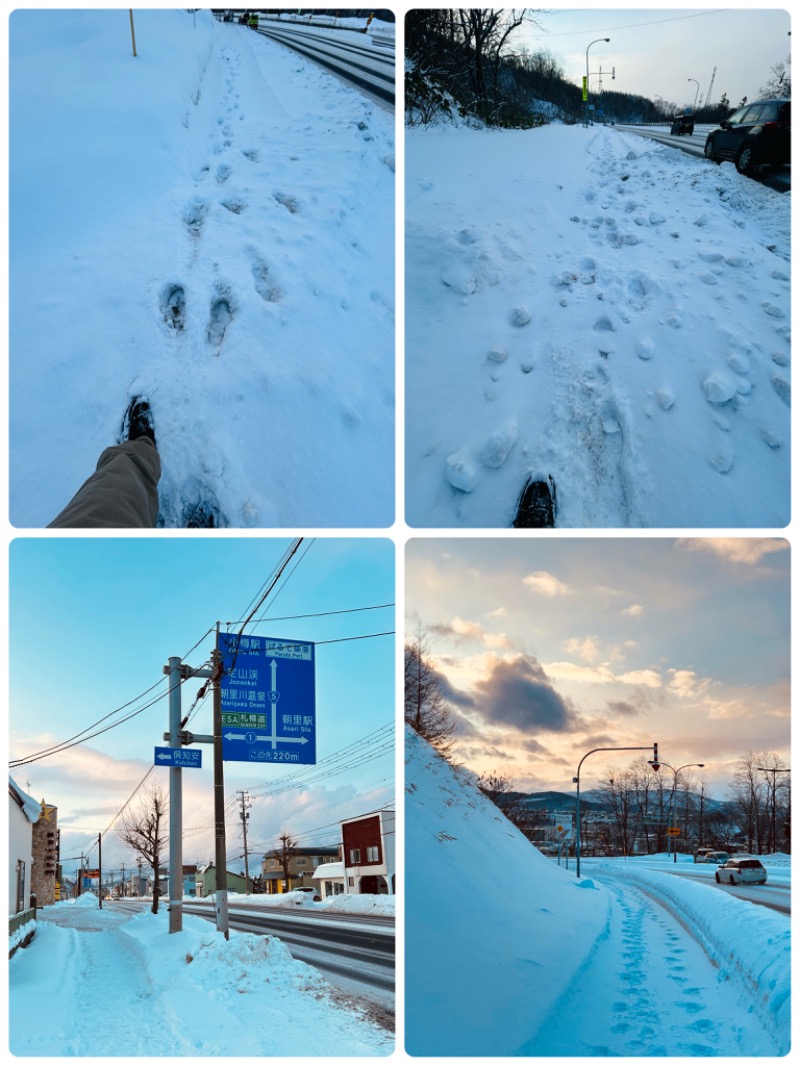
[116,782,298,912]
[562,752,790,857]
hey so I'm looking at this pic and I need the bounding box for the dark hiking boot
[513,475,556,528]
[121,396,156,445]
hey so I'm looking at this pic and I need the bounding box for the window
[349,848,361,863]
[366,846,380,862]
[296,858,307,867]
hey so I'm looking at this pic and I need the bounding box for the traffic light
[651,742,660,772]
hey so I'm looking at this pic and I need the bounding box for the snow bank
[118,911,392,1054]
[208,890,395,915]
[405,727,608,1056]
[594,860,790,1051]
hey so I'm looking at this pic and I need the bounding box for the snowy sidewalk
[9,901,393,1055]
[519,875,781,1056]
[10,11,394,527]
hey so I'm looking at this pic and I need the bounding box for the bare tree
[117,781,168,914]
[476,770,547,838]
[729,752,767,853]
[404,624,456,759]
[268,832,298,892]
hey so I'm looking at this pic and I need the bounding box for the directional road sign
[219,632,316,765]
[154,746,202,768]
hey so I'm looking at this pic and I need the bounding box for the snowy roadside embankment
[405,727,609,1056]
[593,860,790,1049]
[220,888,395,916]
[406,123,790,528]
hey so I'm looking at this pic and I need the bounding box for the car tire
[729,874,736,885]
[736,144,755,174]
[704,140,720,163]
[715,872,721,883]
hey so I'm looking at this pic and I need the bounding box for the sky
[9,537,395,883]
[514,7,791,110]
[406,538,790,797]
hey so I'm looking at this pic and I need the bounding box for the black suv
[704,99,790,174]
[670,113,694,135]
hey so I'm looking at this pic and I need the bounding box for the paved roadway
[256,19,394,108]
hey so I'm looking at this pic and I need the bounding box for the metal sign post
[212,635,229,939]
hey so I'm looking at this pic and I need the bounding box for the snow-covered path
[11,911,194,1055]
[521,875,777,1056]
[10,11,394,527]
[405,124,790,528]
[10,901,393,1055]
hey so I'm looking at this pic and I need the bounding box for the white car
[715,858,767,885]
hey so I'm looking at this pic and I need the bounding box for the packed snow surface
[10,10,394,527]
[405,728,789,1056]
[9,902,392,1055]
[405,124,790,527]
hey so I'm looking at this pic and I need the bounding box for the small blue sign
[154,746,202,768]
[219,632,316,765]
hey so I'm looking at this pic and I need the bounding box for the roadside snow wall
[597,862,790,1052]
[405,727,609,1056]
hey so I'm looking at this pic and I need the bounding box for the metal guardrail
[9,908,36,957]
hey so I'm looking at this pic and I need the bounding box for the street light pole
[584,38,610,126]
[574,743,658,878]
[660,762,704,862]
[688,78,700,110]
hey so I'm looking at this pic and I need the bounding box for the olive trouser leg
[48,437,161,528]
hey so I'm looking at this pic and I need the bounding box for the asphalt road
[256,20,394,108]
[661,866,790,915]
[613,123,790,193]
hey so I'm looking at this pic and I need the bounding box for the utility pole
[238,791,252,893]
[98,834,103,909]
[212,628,230,938]
[167,656,183,933]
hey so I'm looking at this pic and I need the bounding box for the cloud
[622,604,644,616]
[564,636,601,663]
[523,570,569,597]
[606,700,642,718]
[544,661,662,689]
[668,668,713,700]
[430,616,512,650]
[679,538,788,566]
[472,656,579,733]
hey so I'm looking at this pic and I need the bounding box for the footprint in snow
[215,163,232,185]
[207,290,233,350]
[183,199,208,238]
[159,284,186,332]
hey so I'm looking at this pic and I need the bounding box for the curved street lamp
[688,78,700,110]
[573,742,658,877]
[661,761,704,862]
[584,38,610,125]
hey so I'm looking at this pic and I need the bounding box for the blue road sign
[219,632,316,765]
[154,746,202,768]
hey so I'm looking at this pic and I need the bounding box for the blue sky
[406,538,789,796]
[515,8,791,110]
[9,537,395,881]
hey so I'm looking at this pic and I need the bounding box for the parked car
[703,99,791,174]
[671,113,694,135]
[715,857,767,885]
[694,849,730,864]
[290,887,321,903]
